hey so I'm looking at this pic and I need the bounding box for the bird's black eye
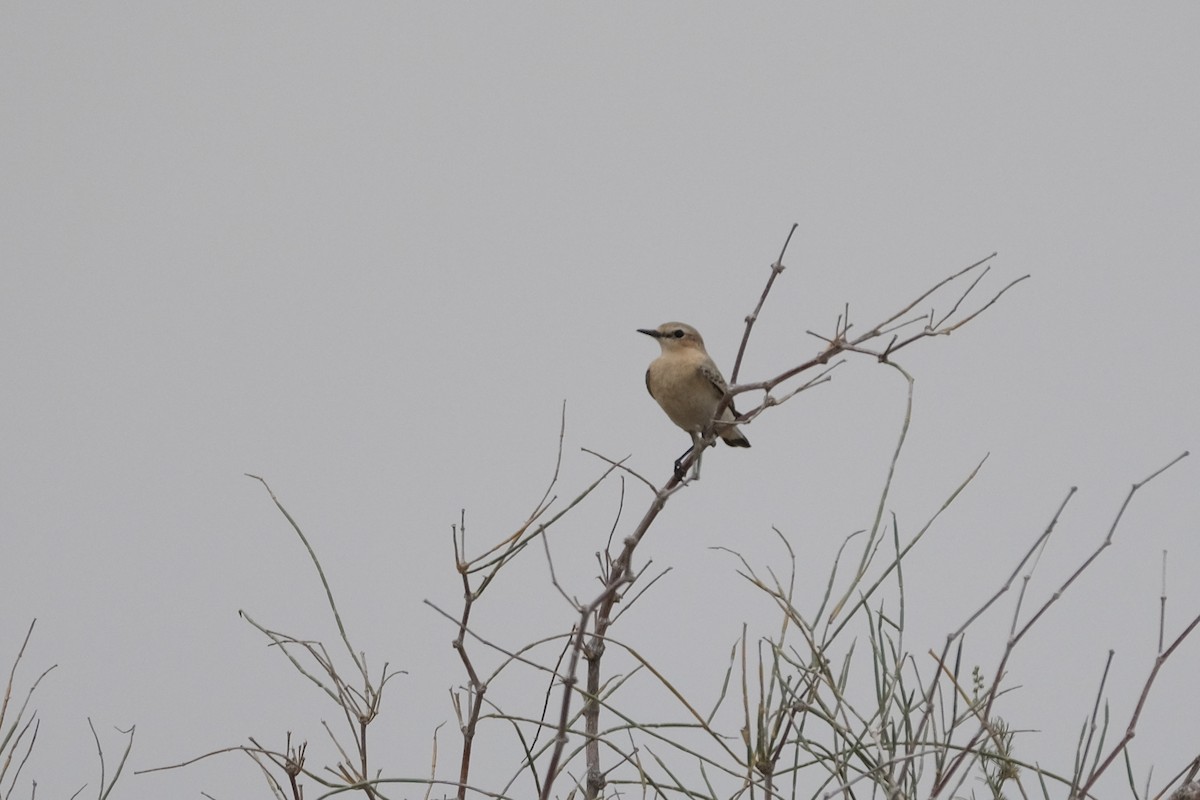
[672,329,685,338]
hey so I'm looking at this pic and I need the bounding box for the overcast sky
[2,5,1198,799]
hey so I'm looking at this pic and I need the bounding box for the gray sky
[2,5,1198,798]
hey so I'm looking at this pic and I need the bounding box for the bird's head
[637,322,706,353]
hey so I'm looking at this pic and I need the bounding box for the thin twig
[1077,610,1200,798]
[245,474,368,683]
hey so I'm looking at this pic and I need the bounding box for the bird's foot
[673,457,687,481]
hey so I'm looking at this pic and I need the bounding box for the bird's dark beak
[637,328,660,338]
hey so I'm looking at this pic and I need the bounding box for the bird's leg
[673,443,693,481]
[673,434,708,481]
[674,433,703,480]
[691,432,704,480]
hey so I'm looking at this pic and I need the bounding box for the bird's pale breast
[646,352,723,433]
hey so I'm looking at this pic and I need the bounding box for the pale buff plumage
[638,322,749,477]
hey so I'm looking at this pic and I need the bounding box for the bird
[638,322,750,479]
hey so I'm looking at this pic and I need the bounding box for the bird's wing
[644,367,655,399]
[699,362,740,415]
[698,362,728,394]
[700,359,744,417]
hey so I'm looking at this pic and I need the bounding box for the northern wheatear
[638,322,750,479]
